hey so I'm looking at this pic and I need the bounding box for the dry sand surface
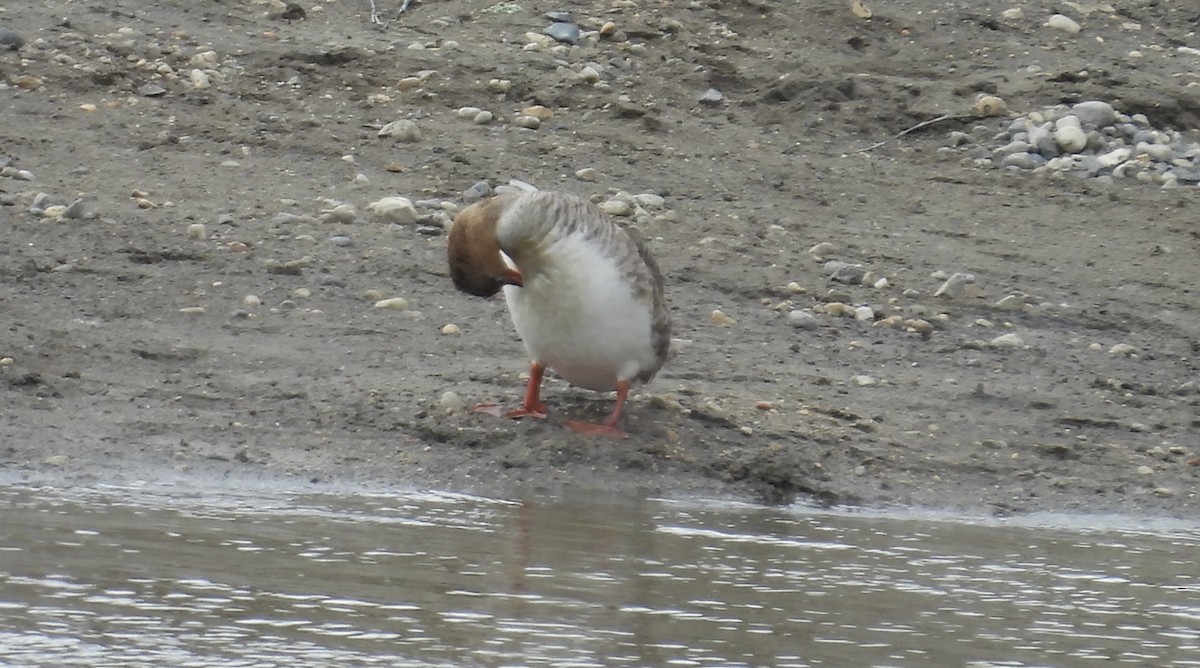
[2,0,1198,515]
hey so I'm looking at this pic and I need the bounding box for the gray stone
[462,181,492,202]
[698,88,724,105]
[0,27,23,50]
[1071,100,1117,128]
[543,22,581,44]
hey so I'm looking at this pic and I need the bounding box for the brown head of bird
[447,197,524,297]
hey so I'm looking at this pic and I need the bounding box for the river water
[1,479,1198,667]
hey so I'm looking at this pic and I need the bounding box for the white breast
[503,233,657,392]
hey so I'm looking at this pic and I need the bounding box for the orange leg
[473,361,548,420]
[564,380,630,439]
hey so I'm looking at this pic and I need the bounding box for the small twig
[369,0,415,28]
[853,113,981,153]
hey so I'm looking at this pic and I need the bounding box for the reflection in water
[1,481,1198,667]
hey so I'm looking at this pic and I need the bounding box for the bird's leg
[473,361,548,420]
[564,380,630,439]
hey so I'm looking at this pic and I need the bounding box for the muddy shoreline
[2,0,1197,515]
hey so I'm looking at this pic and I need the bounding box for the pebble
[45,455,69,467]
[543,22,581,45]
[1046,14,1082,35]
[850,375,877,387]
[473,110,494,125]
[575,167,599,181]
[487,78,511,93]
[698,88,724,105]
[367,196,418,224]
[1054,124,1088,152]
[1071,100,1116,128]
[990,333,1025,349]
[828,262,867,285]
[186,223,207,240]
[1136,465,1154,476]
[41,205,67,219]
[363,289,388,301]
[462,181,492,203]
[328,235,353,246]
[189,69,211,89]
[521,105,554,120]
[600,199,633,216]
[904,318,935,338]
[809,242,838,256]
[1152,487,1174,498]
[179,306,207,315]
[854,306,875,322]
[576,65,601,84]
[934,272,974,298]
[710,310,736,326]
[374,297,409,310]
[633,193,665,209]
[787,310,819,329]
[377,119,421,142]
[320,204,357,224]
[440,390,465,414]
[513,115,541,130]
[0,27,25,50]
[994,295,1024,310]
[1108,343,1137,356]
[440,323,461,335]
[243,295,262,307]
[63,198,92,220]
[974,95,1007,116]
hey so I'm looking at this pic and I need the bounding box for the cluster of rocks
[950,99,1200,188]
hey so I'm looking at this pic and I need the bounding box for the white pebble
[850,375,877,387]
[456,106,482,118]
[441,323,461,335]
[574,167,599,181]
[577,65,601,83]
[487,78,511,93]
[377,119,421,142]
[600,199,633,216]
[473,110,494,125]
[1109,343,1137,356]
[440,390,466,414]
[321,203,357,223]
[974,95,1008,116]
[243,295,262,307]
[787,310,819,329]
[513,115,541,129]
[367,196,418,225]
[994,295,1024,310]
[934,272,974,298]
[1046,14,1081,35]
[374,297,410,310]
[186,223,207,240]
[633,193,665,209]
[709,310,736,327]
[1054,125,1087,152]
[854,306,875,322]
[189,68,211,89]
[990,333,1025,349]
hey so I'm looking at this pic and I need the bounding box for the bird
[447,189,671,438]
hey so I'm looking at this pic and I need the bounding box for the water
[1,480,1198,667]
